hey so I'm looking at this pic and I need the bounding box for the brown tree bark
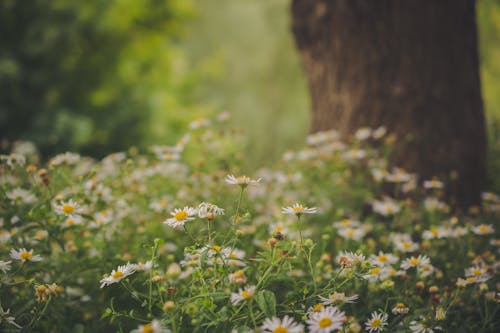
[291,0,487,208]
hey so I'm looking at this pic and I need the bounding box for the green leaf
[101,308,112,319]
[255,290,276,317]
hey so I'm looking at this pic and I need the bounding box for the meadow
[0,115,498,332]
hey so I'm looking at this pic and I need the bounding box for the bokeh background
[1,0,499,187]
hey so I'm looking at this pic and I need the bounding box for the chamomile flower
[401,255,431,270]
[373,198,401,216]
[464,265,491,282]
[409,318,442,333]
[225,174,261,187]
[0,305,21,329]
[423,179,444,190]
[229,269,248,285]
[335,251,365,268]
[392,234,419,253]
[0,260,12,273]
[54,199,82,217]
[391,303,409,315]
[136,261,153,271]
[369,252,399,267]
[282,203,318,216]
[319,292,358,305]
[333,218,362,229]
[131,319,170,333]
[198,202,225,219]
[364,312,388,332]
[306,306,346,333]
[10,248,42,262]
[471,224,494,235]
[338,227,366,241]
[99,263,137,288]
[6,188,37,204]
[230,285,256,305]
[163,206,197,229]
[260,315,304,333]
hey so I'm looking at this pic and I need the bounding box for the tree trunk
[291,0,486,208]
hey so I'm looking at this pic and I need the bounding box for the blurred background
[0,0,499,188]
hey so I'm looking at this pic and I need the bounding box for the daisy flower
[372,199,401,216]
[100,263,137,288]
[0,260,12,273]
[365,312,388,332]
[230,285,256,305]
[225,174,261,187]
[131,319,170,333]
[229,269,248,285]
[198,202,225,220]
[260,315,304,333]
[471,224,494,235]
[335,251,365,268]
[338,227,366,241]
[0,305,21,329]
[401,255,431,270]
[319,292,358,305]
[423,179,444,189]
[306,306,346,333]
[10,248,42,262]
[333,218,362,229]
[54,199,82,217]
[369,252,399,267]
[163,206,197,229]
[409,318,442,333]
[282,203,318,216]
[391,303,409,315]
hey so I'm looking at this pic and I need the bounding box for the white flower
[373,199,400,216]
[230,285,256,305]
[136,261,153,271]
[131,319,170,333]
[6,188,37,204]
[333,218,361,229]
[99,263,137,288]
[0,260,12,273]
[306,306,346,333]
[364,312,388,332]
[409,319,442,333]
[372,126,387,139]
[0,305,21,329]
[423,179,444,190]
[392,234,419,253]
[464,266,491,283]
[385,168,413,183]
[10,248,42,262]
[355,127,372,141]
[54,199,82,217]
[318,292,358,305]
[282,203,318,216]
[338,227,366,241]
[401,255,431,270]
[163,206,197,229]
[391,303,409,315]
[260,315,304,333]
[225,174,261,187]
[369,252,399,267]
[471,224,494,235]
[63,215,84,228]
[198,202,225,219]
[335,251,365,268]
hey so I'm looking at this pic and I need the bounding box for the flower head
[198,202,225,220]
[10,248,42,262]
[100,263,137,288]
[306,306,346,333]
[225,174,261,188]
[131,320,170,333]
[163,206,197,229]
[318,292,358,305]
[230,285,256,306]
[282,203,318,217]
[260,315,304,333]
[54,199,82,217]
[365,312,388,332]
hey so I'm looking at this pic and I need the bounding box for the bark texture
[291,0,486,208]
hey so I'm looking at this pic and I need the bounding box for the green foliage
[0,0,195,157]
[0,121,499,332]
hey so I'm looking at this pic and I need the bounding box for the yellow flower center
[293,205,304,212]
[213,245,222,252]
[20,251,32,260]
[174,210,188,221]
[341,219,350,226]
[233,270,245,278]
[67,219,75,226]
[275,226,283,233]
[313,304,324,312]
[319,317,332,328]
[466,277,475,283]
[272,326,287,333]
[112,271,124,279]
[386,206,393,213]
[378,254,387,262]
[62,204,75,214]
[479,225,489,233]
[141,324,154,333]
[160,199,168,206]
[346,229,354,237]
[372,318,381,327]
[372,267,381,274]
[473,268,482,276]
[402,242,412,249]
[409,258,420,266]
[241,290,251,299]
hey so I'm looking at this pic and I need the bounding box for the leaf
[255,290,276,317]
[101,308,112,319]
